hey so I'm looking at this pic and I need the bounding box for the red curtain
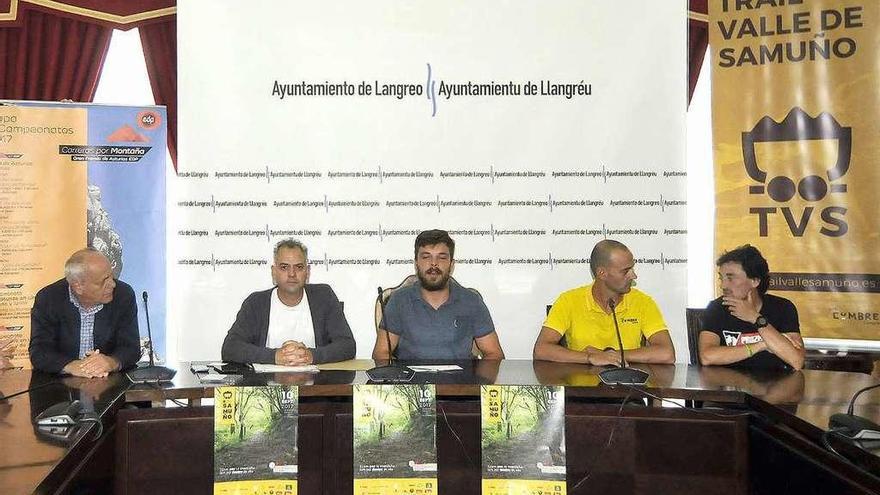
[688,0,709,105]
[139,18,177,168]
[0,8,112,101]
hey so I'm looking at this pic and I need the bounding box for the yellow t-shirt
[543,284,667,351]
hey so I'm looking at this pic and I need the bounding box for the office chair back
[685,308,707,366]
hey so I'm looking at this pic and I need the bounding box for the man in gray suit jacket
[221,239,355,365]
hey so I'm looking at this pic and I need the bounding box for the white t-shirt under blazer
[266,288,316,349]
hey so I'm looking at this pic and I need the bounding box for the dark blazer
[221,284,356,365]
[29,278,141,373]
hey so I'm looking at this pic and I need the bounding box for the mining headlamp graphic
[741,107,851,202]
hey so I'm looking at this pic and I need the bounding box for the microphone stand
[126,291,177,383]
[598,298,649,385]
[829,383,880,442]
[366,287,415,383]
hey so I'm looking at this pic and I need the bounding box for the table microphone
[366,287,415,383]
[598,298,649,385]
[126,291,177,383]
[829,383,880,441]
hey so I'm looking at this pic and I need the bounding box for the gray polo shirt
[381,280,495,360]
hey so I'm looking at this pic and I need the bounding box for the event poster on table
[0,101,167,367]
[214,385,299,495]
[481,385,566,495]
[174,0,687,361]
[353,384,437,495]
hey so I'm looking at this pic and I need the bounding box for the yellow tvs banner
[710,0,880,340]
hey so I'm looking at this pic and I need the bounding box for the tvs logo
[742,107,850,237]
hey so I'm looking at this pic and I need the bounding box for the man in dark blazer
[29,249,141,377]
[221,239,355,365]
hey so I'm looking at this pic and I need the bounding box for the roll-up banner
[710,1,879,340]
[0,102,167,366]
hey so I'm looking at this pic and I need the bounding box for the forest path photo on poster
[214,415,298,481]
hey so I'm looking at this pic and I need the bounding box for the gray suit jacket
[221,284,355,364]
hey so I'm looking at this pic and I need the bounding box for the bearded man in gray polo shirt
[373,229,505,360]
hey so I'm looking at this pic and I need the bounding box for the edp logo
[136,110,161,131]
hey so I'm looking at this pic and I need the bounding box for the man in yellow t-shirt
[533,240,676,365]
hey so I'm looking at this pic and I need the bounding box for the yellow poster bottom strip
[482,478,567,495]
[214,479,297,495]
[354,477,437,495]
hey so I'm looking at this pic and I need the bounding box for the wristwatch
[754,315,768,330]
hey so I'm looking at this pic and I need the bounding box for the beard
[417,267,450,291]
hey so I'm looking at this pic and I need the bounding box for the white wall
[96,28,717,365]
[686,51,715,307]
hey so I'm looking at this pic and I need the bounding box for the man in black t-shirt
[700,245,805,370]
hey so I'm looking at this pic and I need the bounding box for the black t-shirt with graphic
[702,293,800,370]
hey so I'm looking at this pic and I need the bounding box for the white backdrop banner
[174,0,687,361]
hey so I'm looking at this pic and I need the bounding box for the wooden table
[0,370,129,494]
[3,361,880,494]
[118,361,880,495]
